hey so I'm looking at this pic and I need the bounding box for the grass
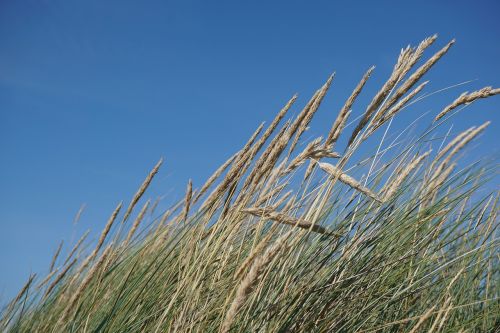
[1,35,499,332]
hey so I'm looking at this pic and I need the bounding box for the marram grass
[2,35,499,333]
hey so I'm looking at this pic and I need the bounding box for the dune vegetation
[1,36,499,332]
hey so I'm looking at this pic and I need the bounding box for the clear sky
[1,0,499,300]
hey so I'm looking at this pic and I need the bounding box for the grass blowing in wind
[1,36,499,332]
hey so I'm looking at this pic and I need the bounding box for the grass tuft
[1,36,499,332]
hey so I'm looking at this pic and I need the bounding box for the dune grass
[1,35,499,332]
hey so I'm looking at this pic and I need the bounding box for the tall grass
[1,36,499,332]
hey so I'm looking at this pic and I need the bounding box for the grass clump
[1,36,499,332]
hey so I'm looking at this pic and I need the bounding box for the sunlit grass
[2,36,498,333]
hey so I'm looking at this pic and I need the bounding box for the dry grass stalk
[284,138,321,175]
[285,90,320,153]
[426,163,457,205]
[260,132,297,183]
[388,39,454,113]
[303,159,316,181]
[325,67,374,147]
[36,269,58,290]
[254,95,297,155]
[49,240,64,273]
[271,190,293,209]
[229,122,265,174]
[435,87,500,121]
[262,158,289,191]
[409,37,454,72]
[149,197,161,216]
[326,110,352,150]
[10,274,36,307]
[58,246,113,325]
[428,297,451,332]
[238,121,291,196]
[408,305,437,333]
[389,35,437,91]
[75,202,121,280]
[254,183,290,212]
[282,195,297,212]
[348,47,414,145]
[225,117,292,210]
[265,212,334,235]
[379,35,440,113]
[369,81,428,135]
[350,39,454,145]
[194,153,237,203]
[96,202,122,254]
[318,162,383,203]
[230,99,298,207]
[474,196,493,229]
[407,34,437,66]
[73,204,86,225]
[201,123,265,210]
[221,231,292,333]
[208,151,258,214]
[436,298,454,331]
[182,180,193,223]
[434,122,490,177]
[243,122,266,152]
[435,127,475,162]
[43,258,77,298]
[254,184,287,207]
[383,150,431,200]
[151,209,175,248]
[209,124,265,214]
[158,209,172,227]
[63,230,90,265]
[289,75,334,155]
[124,200,150,246]
[312,149,341,161]
[242,208,339,236]
[237,94,296,188]
[286,136,340,175]
[122,158,163,223]
[230,124,274,205]
[234,229,277,279]
[251,122,291,180]
[234,95,297,199]
[1,274,36,326]
[155,200,184,234]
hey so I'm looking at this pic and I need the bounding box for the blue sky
[0,0,499,300]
